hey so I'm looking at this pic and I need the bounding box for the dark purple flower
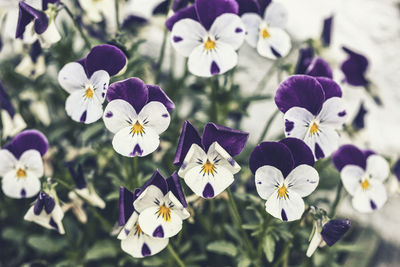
[33,192,55,215]
[321,219,351,246]
[3,129,49,159]
[393,160,400,182]
[295,46,314,75]
[0,80,16,118]
[118,187,141,226]
[66,162,87,190]
[16,2,48,39]
[305,57,333,79]
[341,47,369,87]
[29,40,43,63]
[321,16,333,47]
[352,102,368,130]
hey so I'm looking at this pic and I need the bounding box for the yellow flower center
[309,122,319,135]
[131,121,144,135]
[16,168,27,178]
[361,179,370,190]
[202,160,216,175]
[85,87,94,99]
[135,223,143,235]
[277,185,288,199]
[204,38,216,50]
[157,205,171,222]
[261,28,271,39]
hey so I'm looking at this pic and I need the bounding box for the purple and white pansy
[0,130,48,199]
[24,191,65,234]
[103,77,174,157]
[249,138,319,221]
[58,44,127,124]
[332,145,390,213]
[295,46,333,79]
[166,0,245,77]
[174,121,248,199]
[15,0,61,48]
[275,75,347,160]
[239,0,291,59]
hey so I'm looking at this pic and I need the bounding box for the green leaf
[206,241,238,257]
[237,256,252,267]
[85,240,118,261]
[2,227,25,243]
[27,235,67,254]
[263,235,275,263]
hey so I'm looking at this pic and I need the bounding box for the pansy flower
[332,145,390,213]
[249,138,319,221]
[321,16,333,47]
[15,0,61,48]
[294,46,333,79]
[352,102,367,130]
[58,44,127,124]
[174,121,248,199]
[275,75,347,160]
[166,0,245,77]
[24,191,65,234]
[0,80,26,139]
[0,130,48,198]
[103,78,174,157]
[239,0,291,59]
[306,218,350,257]
[340,47,369,87]
[15,40,46,79]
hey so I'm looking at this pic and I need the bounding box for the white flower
[78,0,114,23]
[1,111,26,139]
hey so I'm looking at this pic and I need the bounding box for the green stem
[226,188,255,254]
[329,183,343,218]
[61,3,91,50]
[257,109,280,143]
[132,157,139,188]
[255,60,280,93]
[115,0,120,31]
[210,77,219,123]
[167,244,185,267]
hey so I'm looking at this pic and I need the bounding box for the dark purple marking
[202,183,214,199]
[105,111,113,118]
[271,47,282,58]
[227,157,235,166]
[162,113,169,118]
[80,111,87,123]
[315,143,325,160]
[153,225,164,238]
[181,162,187,170]
[49,218,58,230]
[173,36,183,42]
[281,209,288,221]
[210,61,220,75]
[141,243,151,257]
[285,119,294,133]
[257,181,262,185]
[20,189,26,198]
[235,27,243,33]
[130,144,143,157]
[102,92,105,98]
[338,111,346,117]
[370,200,377,210]
[124,228,130,235]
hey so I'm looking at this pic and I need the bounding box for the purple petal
[66,162,87,189]
[16,2,48,39]
[305,57,333,79]
[274,75,325,116]
[279,138,315,168]
[340,47,369,87]
[0,80,16,118]
[315,77,342,100]
[174,121,202,166]
[153,0,169,14]
[202,123,249,157]
[352,102,367,130]
[321,16,333,47]
[166,172,187,207]
[121,15,148,30]
[259,0,272,15]
[140,170,168,196]
[202,183,215,198]
[3,130,49,159]
[249,142,294,177]
[147,85,175,112]
[42,0,59,11]
[29,40,42,63]
[49,217,58,230]
[332,145,366,172]
[173,0,189,12]
[362,149,375,159]
[166,5,198,31]
[321,219,351,246]
[393,160,400,181]
[107,78,149,113]
[236,0,260,16]
[85,44,127,77]
[118,187,140,226]
[34,192,55,215]
[195,0,239,30]
[295,46,314,74]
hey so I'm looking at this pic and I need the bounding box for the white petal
[30,101,51,126]
[171,18,207,57]
[352,180,387,213]
[112,126,160,157]
[121,229,169,258]
[257,27,291,59]
[304,124,339,160]
[118,211,139,240]
[65,90,103,124]
[138,206,183,238]
[0,149,17,176]
[207,142,241,175]
[103,99,137,134]
[138,102,171,135]
[188,42,238,77]
[89,70,110,103]
[24,204,65,234]
[306,227,323,257]
[15,55,46,79]
[209,13,245,50]
[241,13,262,48]
[178,144,207,178]
[19,150,44,178]
[58,62,89,93]
[166,192,190,220]
[255,165,284,200]
[285,165,319,197]
[1,111,27,139]
[37,20,61,49]
[366,155,390,182]
[317,97,347,127]
[265,190,305,221]
[75,187,105,209]
[340,165,364,196]
[2,170,41,198]
[133,185,165,213]
[284,107,314,139]
[264,2,288,28]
